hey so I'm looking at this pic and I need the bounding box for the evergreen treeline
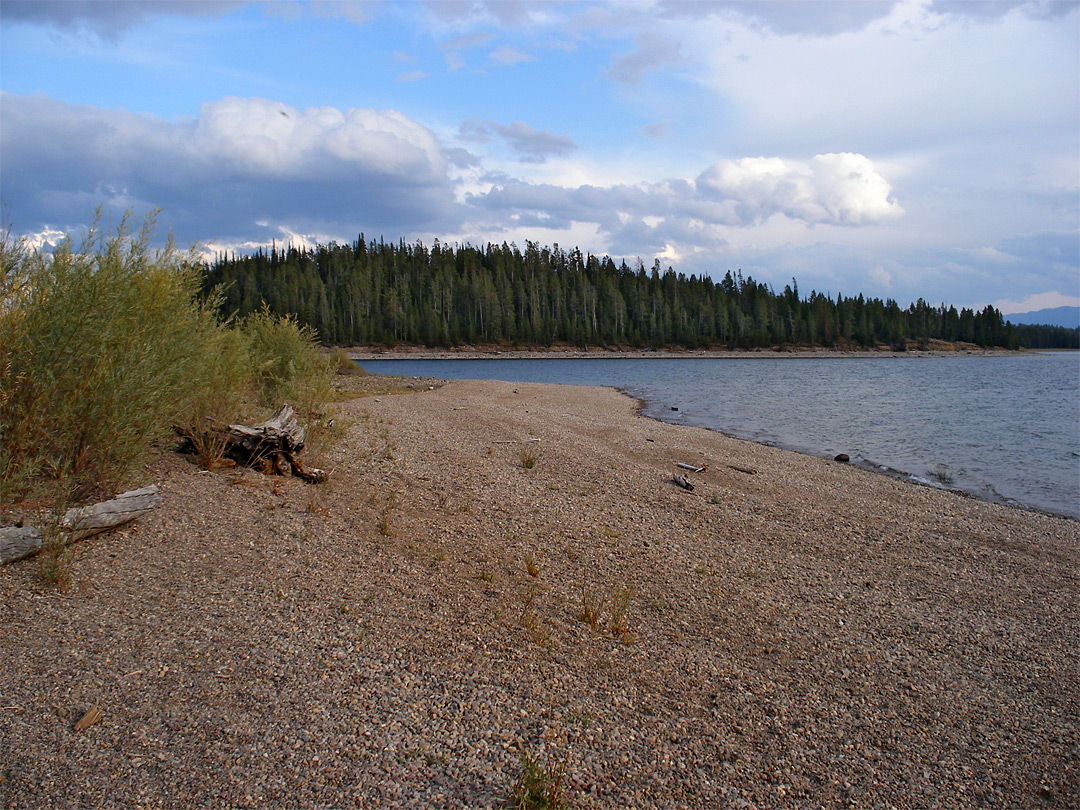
[1012,323,1080,349]
[201,236,1077,350]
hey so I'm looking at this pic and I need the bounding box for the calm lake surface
[364,353,1080,520]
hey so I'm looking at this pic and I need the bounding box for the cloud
[308,0,376,24]
[0,93,460,244]
[489,45,534,65]
[695,153,903,225]
[0,0,248,40]
[467,152,903,250]
[489,121,576,162]
[993,290,1080,315]
[608,32,682,85]
[457,118,576,162]
[655,1,899,35]
[441,31,494,50]
[396,71,429,83]
[931,0,1078,21]
[684,0,1079,159]
[640,121,669,140]
[424,0,543,28]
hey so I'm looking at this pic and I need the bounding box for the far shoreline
[346,341,1037,362]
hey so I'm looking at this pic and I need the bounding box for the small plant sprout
[519,448,540,470]
[579,582,602,631]
[525,551,540,578]
[518,585,551,648]
[506,747,571,810]
[610,584,635,641]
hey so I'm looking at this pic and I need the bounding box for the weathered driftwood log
[61,484,162,537]
[677,462,706,473]
[672,474,695,491]
[226,404,306,455]
[0,527,44,565]
[175,404,326,483]
[1,484,162,565]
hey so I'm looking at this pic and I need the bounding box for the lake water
[362,353,1080,520]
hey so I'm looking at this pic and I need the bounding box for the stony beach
[2,376,1077,809]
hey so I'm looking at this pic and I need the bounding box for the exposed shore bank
[2,377,1077,808]
[345,341,1029,362]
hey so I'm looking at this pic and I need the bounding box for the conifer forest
[202,236,1079,351]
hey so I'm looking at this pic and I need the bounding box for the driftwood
[727,464,757,475]
[1,485,162,565]
[677,462,707,473]
[74,706,104,733]
[176,404,326,483]
[0,527,44,565]
[672,474,695,491]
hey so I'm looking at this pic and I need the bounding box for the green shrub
[242,305,337,459]
[1,209,343,511]
[1,211,213,504]
[329,347,365,376]
[242,305,335,417]
[506,748,570,810]
[178,300,252,469]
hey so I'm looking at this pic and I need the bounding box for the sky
[1,0,1078,315]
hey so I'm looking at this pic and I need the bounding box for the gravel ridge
[2,378,1077,809]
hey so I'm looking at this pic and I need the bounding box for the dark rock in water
[671,406,679,411]
[834,453,850,463]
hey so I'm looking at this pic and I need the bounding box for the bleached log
[677,462,706,473]
[225,404,305,455]
[672,474,695,491]
[1,485,161,565]
[61,484,162,538]
[0,527,45,565]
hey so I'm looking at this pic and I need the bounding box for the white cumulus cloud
[695,152,903,226]
[0,93,460,244]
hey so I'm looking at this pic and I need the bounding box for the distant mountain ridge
[1005,306,1080,329]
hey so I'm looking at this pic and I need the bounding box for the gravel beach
[2,377,1077,809]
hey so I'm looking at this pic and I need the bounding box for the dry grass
[609,584,635,640]
[578,582,603,631]
[525,551,540,578]
[506,747,571,810]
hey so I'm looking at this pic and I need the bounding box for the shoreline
[345,343,1033,362]
[627,393,1078,523]
[3,377,1077,808]
[349,360,1078,522]
[345,339,1036,360]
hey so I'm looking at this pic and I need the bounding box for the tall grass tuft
[506,748,571,810]
[243,306,334,413]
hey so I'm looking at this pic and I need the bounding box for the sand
[2,377,1077,809]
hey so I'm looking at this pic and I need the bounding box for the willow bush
[242,305,336,448]
[1,212,210,504]
[0,210,336,509]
